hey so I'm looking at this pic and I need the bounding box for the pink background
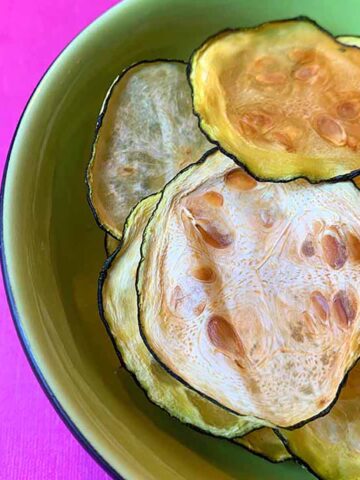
[0,2,120,478]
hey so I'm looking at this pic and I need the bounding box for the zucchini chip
[189,18,360,182]
[102,182,289,463]
[279,362,360,480]
[138,149,360,428]
[88,61,211,239]
[235,428,291,463]
[99,194,260,438]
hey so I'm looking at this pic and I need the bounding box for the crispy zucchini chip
[101,179,289,463]
[279,362,360,480]
[99,194,260,438]
[190,18,360,182]
[87,61,211,238]
[138,149,360,428]
[236,428,291,463]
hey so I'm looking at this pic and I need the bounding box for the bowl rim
[0,2,130,478]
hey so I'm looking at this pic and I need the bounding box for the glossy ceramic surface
[3,0,360,478]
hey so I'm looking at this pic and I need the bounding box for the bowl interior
[4,0,360,478]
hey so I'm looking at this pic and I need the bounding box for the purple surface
[0,2,120,478]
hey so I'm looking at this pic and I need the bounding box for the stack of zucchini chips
[87,18,360,479]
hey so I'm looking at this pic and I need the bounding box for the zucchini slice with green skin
[99,192,261,438]
[235,428,291,463]
[101,186,290,460]
[189,18,360,183]
[104,197,291,463]
[138,148,360,429]
[87,60,211,239]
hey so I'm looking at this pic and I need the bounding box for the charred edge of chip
[98,241,126,367]
[136,148,360,430]
[104,234,111,257]
[187,17,360,184]
[86,58,188,239]
[97,192,258,440]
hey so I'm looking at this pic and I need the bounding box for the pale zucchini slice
[88,61,211,238]
[138,149,360,428]
[99,194,260,438]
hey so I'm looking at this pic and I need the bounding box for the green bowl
[3,1,360,478]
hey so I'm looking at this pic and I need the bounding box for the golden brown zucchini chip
[138,149,360,428]
[279,362,360,480]
[189,18,360,182]
[235,428,291,463]
[87,61,211,238]
[99,193,260,438]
